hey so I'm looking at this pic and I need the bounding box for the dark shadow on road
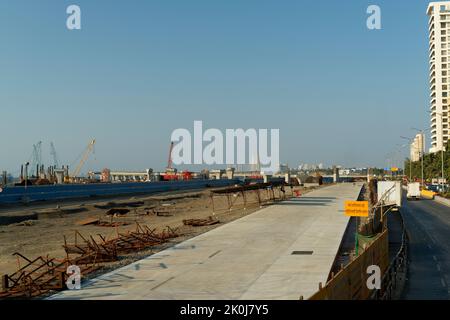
[290,199,333,203]
[277,201,328,206]
[401,198,450,300]
[298,196,337,200]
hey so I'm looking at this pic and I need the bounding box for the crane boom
[50,142,60,168]
[167,141,174,170]
[30,141,42,177]
[71,139,96,178]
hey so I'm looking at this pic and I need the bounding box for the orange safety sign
[344,201,369,217]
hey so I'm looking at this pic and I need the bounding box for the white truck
[377,181,402,209]
[407,182,421,200]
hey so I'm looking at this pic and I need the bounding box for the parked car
[426,184,449,193]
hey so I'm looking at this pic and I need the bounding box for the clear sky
[0,0,434,174]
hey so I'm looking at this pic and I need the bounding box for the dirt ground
[0,186,309,279]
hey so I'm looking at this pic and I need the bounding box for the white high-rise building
[428,2,450,152]
[410,133,425,162]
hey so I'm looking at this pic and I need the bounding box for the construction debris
[153,209,174,217]
[210,182,294,213]
[64,223,179,260]
[98,221,129,227]
[157,226,180,241]
[183,217,220,227]
[63,231,118,264]
[0,222,183,299]
[15,220,36,227]
[75,217,130,227]
[0,253,99,299]
[76,217,100,226]
[110,224,165,253]
[94,201,144,210]
[106,208,130,216]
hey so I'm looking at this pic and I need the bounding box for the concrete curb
[435,196,450,207]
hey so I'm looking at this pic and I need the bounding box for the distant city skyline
[0,1,433,174]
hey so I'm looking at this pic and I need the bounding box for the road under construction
[49,183,363,300]
[2,175,441,300]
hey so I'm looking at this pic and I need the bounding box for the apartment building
[427,1,450,152]
[410,133,425,162]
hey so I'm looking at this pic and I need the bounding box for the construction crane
[163,141,192,181]
[50,142,60,168]
[30,141,42,177]
[67,139,96,182]
[163,141,178,181]
[167,141,174,171]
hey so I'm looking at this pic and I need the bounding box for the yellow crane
[65,139,96,183]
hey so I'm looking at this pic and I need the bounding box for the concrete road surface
[402,198,450,300]
[49,183,362,300]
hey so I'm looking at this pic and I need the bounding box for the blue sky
[0,0,434,174]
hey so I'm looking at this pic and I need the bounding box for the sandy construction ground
[0,186,308,279]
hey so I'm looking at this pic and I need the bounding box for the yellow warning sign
[344,201,369,217]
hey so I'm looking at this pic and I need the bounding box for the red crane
[163,142,178,181]
[167,141,174,170]
[163,141,193,181]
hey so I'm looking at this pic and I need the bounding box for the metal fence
[309,182,409,300]
[370,213,408,300]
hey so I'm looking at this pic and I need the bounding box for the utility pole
[428,111,446,191]
[395,143,409,183]
[434,113,446,191]
[401,136,414,182]
[410,159,412,182]
[24,162,29,189]
[422,151,424,186]
[411,128,427,187]
[442,145,445,188]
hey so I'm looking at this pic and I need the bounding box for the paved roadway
[401,198,450,300]
[50,183,362,300]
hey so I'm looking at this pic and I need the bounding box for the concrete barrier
[435,196,450,207]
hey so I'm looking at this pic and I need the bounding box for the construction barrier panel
[309,229,389,300]
[0,179,243,204]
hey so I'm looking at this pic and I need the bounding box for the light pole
[437,113,445,191]
[396,143,409,180]
[401,136,414,182]
[429,111,446,191]
[385,152,394,179]
[411,128,429,187]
